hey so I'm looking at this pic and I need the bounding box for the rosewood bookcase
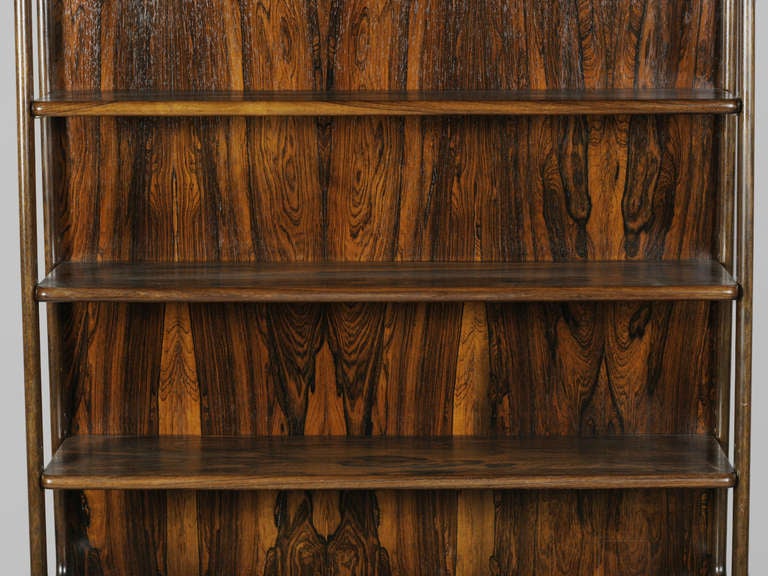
[15,1,754,574]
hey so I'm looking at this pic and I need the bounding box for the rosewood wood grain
[264,491,392,576]
[32,89,741,117]
[55,298,722,574]
[43,435,735,491]
[61,488,720,576]
[487,301,719,436]
[490,489,717,575]
[58,300,722,437]
[159,303,202,574]
[50,114,720,264]
[36,260,739,303]
[65,490,166,575]
[48,2,722,93]
[38,1,739,575]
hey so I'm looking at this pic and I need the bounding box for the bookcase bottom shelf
[43,435,734,491]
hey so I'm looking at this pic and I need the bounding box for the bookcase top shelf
[32,89,741,117]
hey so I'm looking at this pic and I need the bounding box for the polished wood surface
[43,435,735,490]
[61,488,718,575]
[712,1,739,566]
[57,301,719,437]
[37,260,739,303]
[734,1,756,573]
[55,298,722,573]
[14,0,47,574]
[49,114,721,265]
[49,1,721,93]
[34,1,741,575]
[33,89,741,117]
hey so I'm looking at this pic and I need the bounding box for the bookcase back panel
[62,488,716,575]
[43,1,731,574]
[49,115,718,264]
[57,302,715,438]
[49,0,719,92]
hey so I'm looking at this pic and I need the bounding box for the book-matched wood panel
[58,302,718,439]
[49,115,719,264]
[49,111,724,574]
[62,489,718,575]
[45,1,727,575]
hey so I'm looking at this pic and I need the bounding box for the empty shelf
[36,260,739,303]
[32,89,741,117]
[42,435,735,491]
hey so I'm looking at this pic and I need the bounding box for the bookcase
[15,1,754,575]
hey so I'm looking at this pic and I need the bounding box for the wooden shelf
[31,89,741,117]
[20,0,753,573]
[36,260,738,303]
[42,435,735,491]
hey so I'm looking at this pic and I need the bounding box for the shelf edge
[31,92,743,117]
[41,474,737,491]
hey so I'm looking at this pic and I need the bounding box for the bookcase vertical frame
[34,0,68,567]
[715,0,738,570]
[14,0,47,574]
[733,0,755,574]
[714,0,737,570]
[35,0,52,274]
[34,0,67,570]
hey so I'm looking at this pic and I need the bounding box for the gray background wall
[0,4,764,574]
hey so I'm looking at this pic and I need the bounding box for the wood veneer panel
[57,301,718,439]
[46,1,728,574]
[49,114,719,264]
[33,89,740,117]
[49,1,720,92]
[37,260,739,303]
[490,489,718,575]
[62,489,718,575]
[44,435,735,490]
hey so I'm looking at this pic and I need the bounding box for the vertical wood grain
[487,301,715,437]
[373,304,462,575]
[454,304,495,574]
[159,303,201,576]
[490,490,716,575]
[45,1,730,574]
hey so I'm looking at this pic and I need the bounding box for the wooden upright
[16,1,754,575]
